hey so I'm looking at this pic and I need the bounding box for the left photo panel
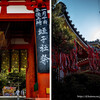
[0,0,50,100]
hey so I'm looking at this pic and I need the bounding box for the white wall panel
[7,6,34,13]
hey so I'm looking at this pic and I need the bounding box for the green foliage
[0,49,27,95]
[52,0,74,54]
[0,71,26,95]
[7,72,26,90]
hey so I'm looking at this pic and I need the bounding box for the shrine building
[52,2,100,79]
[0,0,50,99]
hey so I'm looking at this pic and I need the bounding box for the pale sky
[60,0,100,41]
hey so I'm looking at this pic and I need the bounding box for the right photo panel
[52,0,100,99]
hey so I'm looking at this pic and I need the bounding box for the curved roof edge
[58,2,88,50]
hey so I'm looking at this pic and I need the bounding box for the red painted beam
[0,13,34,21]
[0,13,50,21]
[8,44,29,49]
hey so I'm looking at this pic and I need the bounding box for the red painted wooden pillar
[38,73,50,98]
[1,0,7,15]
[26,43,36,98]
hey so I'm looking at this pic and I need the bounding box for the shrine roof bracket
[0,0,50,20]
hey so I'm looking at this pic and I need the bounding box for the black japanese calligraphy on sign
[35,8,49,73]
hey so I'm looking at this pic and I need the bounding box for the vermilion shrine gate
[0,0,50,99]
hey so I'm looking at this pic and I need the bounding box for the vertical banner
[35,8,49,73]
